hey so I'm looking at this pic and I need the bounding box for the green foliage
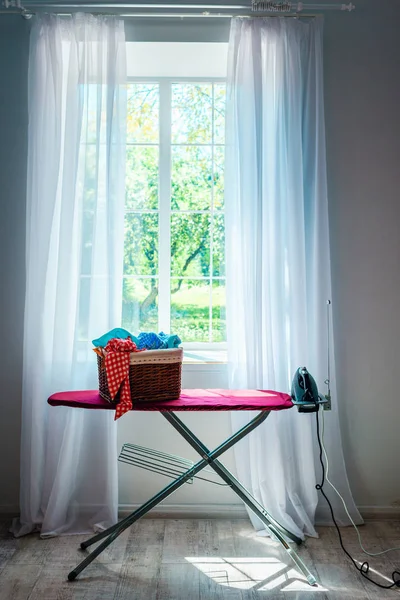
[127,84,159,143]
[125,146,158,211]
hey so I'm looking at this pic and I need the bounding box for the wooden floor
[1,518,400,599]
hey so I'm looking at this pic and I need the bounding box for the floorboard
[0,518,399,600]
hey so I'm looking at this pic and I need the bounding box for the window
[122,79,226,355]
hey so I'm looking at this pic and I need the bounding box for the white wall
[126,41,228,78]
[1,0,400,517]
[324,0,400,513]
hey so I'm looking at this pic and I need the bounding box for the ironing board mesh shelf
[118,443,228,486]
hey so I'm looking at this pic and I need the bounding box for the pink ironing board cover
[48,389,293,412]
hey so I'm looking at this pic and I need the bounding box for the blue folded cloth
[136,331,181,350]
[159,332,182,348]
[92,328,181,350]
[92,328,138,348]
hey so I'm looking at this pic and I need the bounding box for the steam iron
[291,367,328,413]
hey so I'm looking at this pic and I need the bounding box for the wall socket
[323,393,332,411]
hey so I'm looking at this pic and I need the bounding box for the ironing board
[48,389,317,586]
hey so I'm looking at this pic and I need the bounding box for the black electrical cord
[314,409,400,590]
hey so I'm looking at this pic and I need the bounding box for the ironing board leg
[68,410,269,581]
[68,458,206,581]
[162,412,317,587]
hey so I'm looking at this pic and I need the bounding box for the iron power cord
[320,409,400,558]
[315,409,400,590]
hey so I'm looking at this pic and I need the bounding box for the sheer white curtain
[12,13,126,537]
[225,16,361,539]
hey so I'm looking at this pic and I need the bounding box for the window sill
[182,361,227,372]
[183,349,227,363]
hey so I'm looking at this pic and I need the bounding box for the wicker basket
[97,347,183,403]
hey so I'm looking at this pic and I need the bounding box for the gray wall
[324,0,400,511]
[0,0,399,514]
[0,16,29,512]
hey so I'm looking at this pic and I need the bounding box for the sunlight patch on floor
[355,560,398,585]
[185,557,327,592]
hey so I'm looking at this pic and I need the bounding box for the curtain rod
[1,1,356,18]
[0,11,327,17]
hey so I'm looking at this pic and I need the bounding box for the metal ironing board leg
[68,410,269,581]
[162,411,317,587]
[67,409,316,587]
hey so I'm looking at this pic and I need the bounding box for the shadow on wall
[0,15,30,512]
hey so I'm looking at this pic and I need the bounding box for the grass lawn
[123,280,226,342]
[172,282,225,307]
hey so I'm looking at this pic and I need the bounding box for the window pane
[213,145,224,210]
[171,146,212,211]
[212,213,225,277]
[122,278,158,333]
[126,146,159,210]
[214,83,226,144]
[127,83,159,143]
[171,213,211,278]
[171,279,210,343]
[124,213,159,276]
[212,279,226,342]
[172,83,212,144]
[122,79,226,347]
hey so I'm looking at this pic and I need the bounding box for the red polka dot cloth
[104,337,143,420]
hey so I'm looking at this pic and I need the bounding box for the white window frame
[126,76,227,358]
